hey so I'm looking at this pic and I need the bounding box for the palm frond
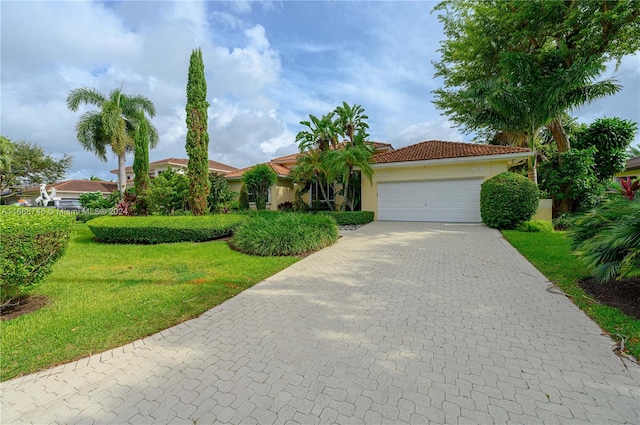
[66,87,106,111]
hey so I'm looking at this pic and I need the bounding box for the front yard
[0,224,297,381]
[503,230,640,360]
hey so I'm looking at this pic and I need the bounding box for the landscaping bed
[579,277,640,320]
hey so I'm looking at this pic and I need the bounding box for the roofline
[23,189,114,194]
[226,174,292,181]
[372,151,532,169]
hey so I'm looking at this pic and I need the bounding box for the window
[311,181,335,205]
[248,189,271,204]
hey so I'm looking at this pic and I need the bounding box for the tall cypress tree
[133,112,151,215]
[185,48,210,215]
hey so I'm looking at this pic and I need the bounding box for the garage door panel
[378,179,482,222]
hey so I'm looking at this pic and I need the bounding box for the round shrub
[480,172,539,229]
[0,208,76,303]
[230,213,339,256]
[87,214,247,244]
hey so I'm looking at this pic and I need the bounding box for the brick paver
[2,222,639,424]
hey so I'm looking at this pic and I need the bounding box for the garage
[377,178,482,222]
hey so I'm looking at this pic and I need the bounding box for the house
[361,140,532,222]
[616,156,640,180]
[111,158,238,188]
[225,142,394,210]
[20,180,118,209]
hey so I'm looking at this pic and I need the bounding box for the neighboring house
[616,156,640,180]
[21,180,118,209]
[361,140,532,222]
[111,158,238,188]
[225,142,394,210]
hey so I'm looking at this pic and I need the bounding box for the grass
[503,230,640,360]
[0,224,297,381]
[230,212,339,256]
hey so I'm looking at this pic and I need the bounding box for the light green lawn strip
[1,224,297,381]
[503,230,640,360]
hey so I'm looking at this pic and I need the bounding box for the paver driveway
[2,222,639,424]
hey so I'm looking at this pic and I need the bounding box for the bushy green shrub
[230,213,339,256]
[79,191,120,209]
[1,209,75,303]
[480,172,539,229]
[238,184,250,210]
[515,220,554,233]
[208,172,235,212]
[553,213,579,231]
[87,214,247,244]
[317,211,374,225]
[293,188,307,212]
[146,168,190,215]
[569,197,640,282]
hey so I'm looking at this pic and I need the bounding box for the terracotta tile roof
[24,180,118,193]
[271,141,394,163]
[373,140,531,164]
[112,158,238,173]
[625,156,640,170]
[225,163,292,179]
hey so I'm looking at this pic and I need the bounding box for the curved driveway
[2,222,639,424]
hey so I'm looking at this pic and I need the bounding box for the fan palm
[66,87,158,194]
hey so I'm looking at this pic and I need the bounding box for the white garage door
[378,179,482,222]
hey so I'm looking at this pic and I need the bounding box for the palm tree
[334,102,369,145]
[292,149,334,210]
[458,53,619,184]
[296,112,339,153]
[66,86,158,194]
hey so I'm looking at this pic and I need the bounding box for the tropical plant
[230,213,339,256]
[573,117,637,181]
[480,172,539,229]
[538,147,603,213]
[292,149,334,210]
[570,197,640,282]
[433,0,640,154]
[185,48,210,215]
[67,86,157,194]
[242,164,277,210]
[618,177,640,201]
[628,144,640,158]
[79,191,119,209]
[328,103,375,211]
[208,172,235,212]
[146,168,190,215]
[440,53,620,184]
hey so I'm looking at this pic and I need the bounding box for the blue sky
[1,1,638,181]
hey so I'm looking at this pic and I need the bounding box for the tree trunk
[546,117,570,153]
[547,117,572,215]
[118,153,127,195]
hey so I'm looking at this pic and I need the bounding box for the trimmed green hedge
[230,213,339,256]
[316,211,374,225]
[1,208,76,303]
[480,172,539,229]
[515,220,554,233]
[87,214,247,244]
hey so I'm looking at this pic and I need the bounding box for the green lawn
[503,230,640,360]
[1,224,298,381]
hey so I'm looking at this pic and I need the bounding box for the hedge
[1,208,76,303]
[480,172,539,229]
[230,213,339,256]
[87,214,247,244]
[316,211,374,225]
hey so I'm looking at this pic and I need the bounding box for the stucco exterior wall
[615,169,639,179]
[362,159,509,219]
[227,178,294,210]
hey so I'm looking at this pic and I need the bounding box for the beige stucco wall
[532,199,552,222]
[615,169,639,179]
[362,159,510,219]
